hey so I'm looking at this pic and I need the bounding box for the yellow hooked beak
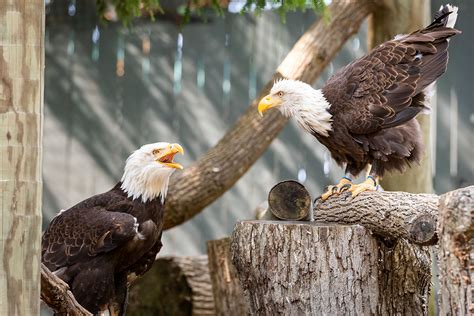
[258,94,281,116]
[156,143,184,169]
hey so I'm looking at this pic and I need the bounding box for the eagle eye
[152,149,161,155]
[277,91,284,97]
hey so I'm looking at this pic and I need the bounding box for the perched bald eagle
[258,5,460,199]
[42,142,184,315]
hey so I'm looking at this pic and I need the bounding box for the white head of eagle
[120,142,184,203]
[258,79,333,136]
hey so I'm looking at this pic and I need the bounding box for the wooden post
[438,186,473,315]
[207,238,248,316]
[369,0,432,193]
[127,256,215,316]
[231,221,431,315]
[0,0,44,315]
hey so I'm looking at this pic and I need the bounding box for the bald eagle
[42,142,184,315]
[258,5,460,200]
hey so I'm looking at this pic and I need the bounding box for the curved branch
[313,191,439,245]
[40,264,91,316]
[163,0,376,229]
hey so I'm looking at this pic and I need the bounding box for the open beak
[258,94,281,116]
[156,143,184,169]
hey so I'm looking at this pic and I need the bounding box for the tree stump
[438,186,473,315]
[231,221,431,315]
[207,238,249,316]
[127,256,214,316]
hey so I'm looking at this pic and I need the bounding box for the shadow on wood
[127,256,214,316]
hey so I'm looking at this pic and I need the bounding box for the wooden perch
[438,186,473,315]
[313,190,439,245]
[207,238,249,315]
[231,221,431,315]
[40,264,91,316]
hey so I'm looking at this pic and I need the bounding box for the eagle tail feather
[436,4,458,28]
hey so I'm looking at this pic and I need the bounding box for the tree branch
[40,264,92,316]
[163,0,376,229]
[313,190,440,245]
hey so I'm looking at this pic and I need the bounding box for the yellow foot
[348,177,378,198]
[321,178,352,201]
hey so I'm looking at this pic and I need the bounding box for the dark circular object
[268,180,311,220]
[409,213,436,244]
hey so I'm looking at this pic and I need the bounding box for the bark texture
[314,191,439,245]
[0,1,44,315]
[438,186,473,315]
[369,0,433,193]
[127,256,215,316]
[207,238,249,316]
[163,0,375,230]
[231,221,431,315]
[40,264,91,316]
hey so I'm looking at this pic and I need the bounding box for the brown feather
[41,183,165,314]
[316,5,459,177]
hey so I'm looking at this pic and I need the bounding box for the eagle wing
[42,196,138,271]
[323,11,459,136]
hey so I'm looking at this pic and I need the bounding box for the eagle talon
[339,183,352,192]
[348,177,379,198]
[320,178,352,201]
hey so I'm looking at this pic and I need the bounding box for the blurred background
[43,0,473,256]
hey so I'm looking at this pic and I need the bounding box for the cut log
[231,220,431,315]
[268,180,311,220]
[314,190,439,245]
[127,256,215,316]
[207,238,249,316]
[438,185,473,315]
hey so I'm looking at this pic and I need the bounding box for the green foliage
[96,0,164,25]
[96,0,328,26]
[242,0,328,23]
